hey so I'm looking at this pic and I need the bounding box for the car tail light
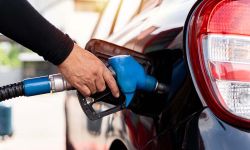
[186,0,250,128]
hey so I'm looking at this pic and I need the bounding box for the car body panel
[107,0,196,53]
[65,0,250,149]
[198,108,250,150]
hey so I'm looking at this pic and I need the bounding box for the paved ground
[0,93,66,150]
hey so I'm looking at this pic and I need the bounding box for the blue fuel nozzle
[108,55,165,107]
[0,55,168,110]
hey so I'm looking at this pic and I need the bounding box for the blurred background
[0,0,108,149]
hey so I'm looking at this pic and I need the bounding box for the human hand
[58,44,120,97]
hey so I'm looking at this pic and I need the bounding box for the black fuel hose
[0,82,24,102]
[0,74,72,102]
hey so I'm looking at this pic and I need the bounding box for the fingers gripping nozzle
[108,55,168,107]
[77,55,168,121]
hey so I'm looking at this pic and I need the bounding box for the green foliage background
[0,44,21,68]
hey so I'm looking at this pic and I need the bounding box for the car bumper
[191,108,250,150]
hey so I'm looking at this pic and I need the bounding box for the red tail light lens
[186,0,250,128]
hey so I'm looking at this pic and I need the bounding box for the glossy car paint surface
[198,108,250,150]
[107,0,198,149]
[65,0,250,149]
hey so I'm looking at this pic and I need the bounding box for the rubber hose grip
[0,82,24,102]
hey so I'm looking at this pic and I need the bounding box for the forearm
[0,0,74,65]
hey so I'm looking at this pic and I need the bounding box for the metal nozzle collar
[49,74,73,93]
